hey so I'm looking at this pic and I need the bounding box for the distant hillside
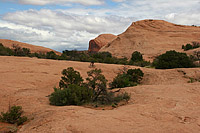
[0,39,61,55]
[99,20,200,61]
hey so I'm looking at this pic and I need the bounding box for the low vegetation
[0,105,27,126]
[49,67,131,106]
[153,50,195,69]
[1,43,198,69]
[182,42,200,51]
[109,67,144,89]
[129,51,151,67]
[0,43,150,67]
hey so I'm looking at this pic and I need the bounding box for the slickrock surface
[0,56,200,133]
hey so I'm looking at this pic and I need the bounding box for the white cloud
[16,0,104,6]
[165,12,200,25]
[1,0,200,51]
[1,9,132,51]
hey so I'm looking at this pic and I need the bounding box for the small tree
[131,51,143,62]
[46,51,57,59]
[127,68,144,83]
[185,44,193,51]
[49,67,131,106]
[59,67,83,89]
[49,84,92,106]
[153,50,194,69]
[0,105,27,126]
[86,69,108,102]
[110,68,144,89]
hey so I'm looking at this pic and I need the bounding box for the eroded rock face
[88,34,117,53]
[100,19,200,61]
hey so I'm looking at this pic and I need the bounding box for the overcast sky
[0,0,200,51]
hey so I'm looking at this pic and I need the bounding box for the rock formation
[88,34,117,53]
[0,39,61,55]
[100,20,200,61]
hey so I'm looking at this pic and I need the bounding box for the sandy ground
[0,56,200,133]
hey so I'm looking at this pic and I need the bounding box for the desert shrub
[49,67,131,106]
[12,45,30,56]
[153,50,194,69]
[91,52,112,59]
[129,60,151,67]
[49,85,93,106]
[46,51,57,59]
[110,68,144,89]
[86,69,108,102]
[109,73,135,89]
[0,44,14,56]
[96,91,130,105]
[182,42,200,51]
[131,51,143,62]
[59,67,83,89]
[0,105,27,126]
[127,69,144,83]
[62,50,79,57]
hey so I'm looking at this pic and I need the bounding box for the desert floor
[0,56,200,133]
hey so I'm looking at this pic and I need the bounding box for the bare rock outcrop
[88,34,117,53]
[100,20,200,61]
[0,39,61,55]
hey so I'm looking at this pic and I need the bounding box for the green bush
[59,67,83,89]
[131,51,143,62]
[86,69,108,102]
[12,45,31,56]
[127,68,144,83]
[46,51,57,59]
[0,105,27,126]
[49,67,131,106]
[0,43,14,56]
[129,60,151,67]
[182,42,200,51]
[49,85,92,106]
[153,50,195,69]
[109,68,144,89]
[109,73,135,89]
